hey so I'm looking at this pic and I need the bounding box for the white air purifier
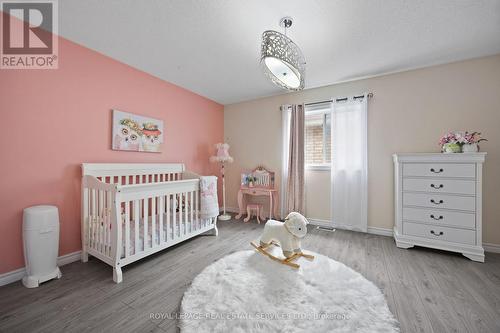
[22,205,62,288]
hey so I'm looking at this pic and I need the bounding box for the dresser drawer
[403,207,475,229]
[403,178,475,195]
[403,193,475,211]
[403,221,476,245]
[403,163,475,178]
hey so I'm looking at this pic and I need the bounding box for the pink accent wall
[0,28,223,274]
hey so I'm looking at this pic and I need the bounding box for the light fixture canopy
[261,17,305,91]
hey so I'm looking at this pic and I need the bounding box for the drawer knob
[430,168,444,173]
[430,199,444,205]
[430,230,444,236]
[430,214,443,220]
[430,184,444,189]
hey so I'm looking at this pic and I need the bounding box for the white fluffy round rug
[179,248,399,332]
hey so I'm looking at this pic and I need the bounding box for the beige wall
[305,170,331,221]
[224,54,500,245]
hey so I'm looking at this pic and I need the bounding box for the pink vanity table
[235,167,279,220]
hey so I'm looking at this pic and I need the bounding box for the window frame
[304,103,332,171]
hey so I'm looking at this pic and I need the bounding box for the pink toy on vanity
[235,166,279,222]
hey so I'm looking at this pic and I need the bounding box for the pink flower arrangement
[463,131,487,144]
[439,131,487,146]
[439,132,459,146]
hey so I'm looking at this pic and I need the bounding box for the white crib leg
[81,250,88,263]
[211,218,218,236]
[113,266,123,283]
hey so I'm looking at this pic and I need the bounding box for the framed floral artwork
[112,109,164,153]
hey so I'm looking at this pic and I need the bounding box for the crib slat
[159,196,164,244]
[97,189,101,252]
[179,192,184,237]
[95,189,99,253]
[98,190,103,254]
[101,190,106,255]
[190,191,194,233]
[172,194,177,239]
[195,189,201,228]
[103,190,108,255]
[93,189,98,250]
[184,192,188,235]
[138,176,143,221]
[125,201,130,257]
[192,190,196,231]
[143,198,148,250]
[99,191,106,253]
[166,194,170,242]
[151,196,156,247]
[194,189,198,230]
[134,200,139,255]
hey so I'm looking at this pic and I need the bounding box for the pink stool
[244,204,263,224]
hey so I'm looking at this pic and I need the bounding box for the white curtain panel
[331,95,368,232]
[280,105,291,219]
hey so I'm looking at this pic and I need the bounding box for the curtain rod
[305,92,373,106]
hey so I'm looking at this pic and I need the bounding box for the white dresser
[393,153,486,262]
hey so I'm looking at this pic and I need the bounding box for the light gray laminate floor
[1,219,499,333]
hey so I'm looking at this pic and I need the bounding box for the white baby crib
[81,163,218,283]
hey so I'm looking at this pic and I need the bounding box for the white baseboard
[0,250,81,287]
[224,206,240,214]
[56,250,83,266]
[308,218,331,228]
[0,267,26,287]
[367,226,394,237]
[483,242,500,254]
[308,219,393,237]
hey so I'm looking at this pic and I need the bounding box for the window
[305,103,332,169]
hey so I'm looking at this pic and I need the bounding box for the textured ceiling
[58,0,500,104]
